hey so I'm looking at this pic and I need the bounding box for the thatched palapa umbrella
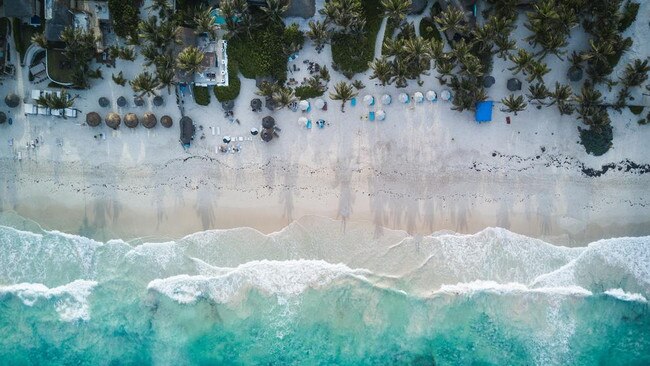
[251,98,262,111]
[86,112,101,127]
[483,75,495,88]
[507,78,522,92]
[161,115,173,128]
[5,93,20,108]
[567,67,583,82]
[124,113,139,128]
[262,116,275,129]
[105,112,121,129]
[0,111,6,124]
[261,128,274,142]
[153,96,164,106]
[117,96,127,107]
[142,112,157,128]
[134,96,144,106]
[222,100,234,111]
[99,97,110,107]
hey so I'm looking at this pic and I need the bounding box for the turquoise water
[0,217,649,365]
[210,9,227,25]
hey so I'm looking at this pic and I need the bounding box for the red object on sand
[506,116,511,124]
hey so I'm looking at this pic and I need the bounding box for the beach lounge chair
[369,111,375,122]
[306,119,312,129]
[317,119,325,128]
[351,98,357,107]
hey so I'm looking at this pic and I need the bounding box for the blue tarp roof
[475,101,493,122]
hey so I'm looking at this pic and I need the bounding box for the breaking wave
[0,216,648,364]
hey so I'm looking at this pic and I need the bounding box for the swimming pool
[210,9,227,25]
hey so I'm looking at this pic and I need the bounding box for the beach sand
[1,2,649,246]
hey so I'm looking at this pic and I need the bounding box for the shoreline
[2,155,649,247]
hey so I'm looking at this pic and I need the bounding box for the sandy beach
[1,1,649,246]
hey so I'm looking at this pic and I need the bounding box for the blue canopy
[475,101,493,123]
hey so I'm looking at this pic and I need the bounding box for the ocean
[0,216,648,365]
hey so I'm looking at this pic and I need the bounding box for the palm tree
[271,86,296,110]
[369,57,393,86]
[494,35,516,60]
[319,66,331,82]
[391,58,409,88]
[118,47,137,61]
[620,59,650,88]
[330,81,358,112]
[501,94,527,115]
[527,82,549,106]
[148,0,172,17]
[381,0,412,23]
[256,81,279,98]
[436,60,454,85]
[156,68,175,94]
[176,46,205,75]
[434,6,467,35]
[548,82,574,115]
[36,90,77,117]
[130,71,160,97]
[352,80,365,90]
[307,20,331,50]
[320,0,364,34]
[31,33,48,48]
[262,0,289,26]
[112,71,127,86]
[508,49,534,75]
[194,6,217,40]
[459,54,483,79]
[525,60,550,83]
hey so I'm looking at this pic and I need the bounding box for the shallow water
[0,216,648,365]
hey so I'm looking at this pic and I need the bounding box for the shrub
[228,24,289,81]
[193,85,210,106]
[295,85,325,99]
[108,0,140,40]
[331,0,383,76]
[607,37,633,68]
[284,23,305,48]
[579,125,613,156]
[619,2,640,32]
[382,18,399,54]
[638,119,648,125]
[214,61,241,102]
[629,105,644,115]
[419,18,442,41]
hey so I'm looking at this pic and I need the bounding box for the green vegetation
[0,18,8,42]
[619,2,640,32]
[12,18,41,60]
[331,0,383,76]
[228,23,301,81]
[382,18,399,54]
[295,85,325,99]
[579,126,613,156]
[108,0,140,40]
[214,61,241,102]
[193,85,210,106]
[419,18,441,41]
[629,105,644,115]
[46,49,73,84]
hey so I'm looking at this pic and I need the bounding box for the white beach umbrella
[426,90,437,102]
[440,90,452,101]
[299,100,310,111]
[298,116,308,126]
[315,98,325,109]
[414,92,424,103]
[376,110,386,121]
[381,94,392,105]
[363,95,374,106]
[398,93,409,103]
